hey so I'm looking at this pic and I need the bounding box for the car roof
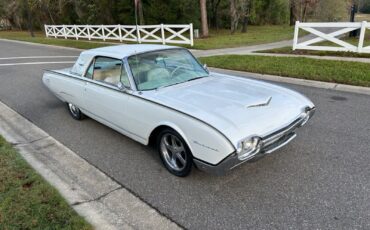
[82,44,179,59]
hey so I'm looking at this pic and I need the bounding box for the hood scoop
[246,96,272,108]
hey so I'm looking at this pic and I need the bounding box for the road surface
[0,39,369,229]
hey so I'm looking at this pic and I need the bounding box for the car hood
[141,73,314,146]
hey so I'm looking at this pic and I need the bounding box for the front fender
[148,119,235,165]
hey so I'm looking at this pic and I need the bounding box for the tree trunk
[200,0,209,37]
[229,0,239,34]
[289,0,296,26]
[240,0,251,33]
[241,15,248,33]
[24,0,34,37]
[138,0,144,25]
[302,1,308,22]
[210,0,221,30]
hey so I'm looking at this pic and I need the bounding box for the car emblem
[247,96,272,108]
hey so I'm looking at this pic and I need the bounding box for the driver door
[83,56,132,133]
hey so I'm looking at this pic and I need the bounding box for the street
[0,39,369,229]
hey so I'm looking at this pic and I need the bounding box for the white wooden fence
[44,24,194,46]
[293,21,370,53]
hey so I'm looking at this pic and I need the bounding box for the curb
[210,67,370,96]
[0,100,181,230]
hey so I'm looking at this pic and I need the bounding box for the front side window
[85,57,131,88]
[128,49,208,91]
[92,57,122,85]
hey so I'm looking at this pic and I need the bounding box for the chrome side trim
[43,69,236,150]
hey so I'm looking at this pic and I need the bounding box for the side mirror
[203,64,209,73]
[117,82,125,90]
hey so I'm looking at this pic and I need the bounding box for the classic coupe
[42,44,315,177]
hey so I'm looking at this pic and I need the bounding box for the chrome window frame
[83,55,134,90]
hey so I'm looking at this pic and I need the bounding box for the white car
[42,44,315,177]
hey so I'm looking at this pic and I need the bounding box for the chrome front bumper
[194,107,316,175]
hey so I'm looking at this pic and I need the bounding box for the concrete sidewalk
[191,39,294,57]
[0,100,181,230]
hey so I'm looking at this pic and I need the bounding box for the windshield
[128,49,208,91]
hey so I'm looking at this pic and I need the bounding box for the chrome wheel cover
[68,103,79,117]
[160,133,187,171]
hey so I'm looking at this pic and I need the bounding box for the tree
[209,0,221,30]
[359,0,370,13]
[229,0,239,34]
[199,0,209,37]
[134,0,144,25]
[289,0,319,24]
[240,0,251,33]
[23,0,34,37]
[289,0,297,25]
[316,0,348,21]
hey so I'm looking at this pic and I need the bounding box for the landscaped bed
[0,135,92,229]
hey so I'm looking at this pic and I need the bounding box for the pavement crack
[11,135,50,147]
[71,186,123,206]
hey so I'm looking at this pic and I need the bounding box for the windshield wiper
[156,81,183,90]
[186,76,208,82]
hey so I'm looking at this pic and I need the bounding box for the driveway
[0,39,369,229]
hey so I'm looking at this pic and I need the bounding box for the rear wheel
[67,103,84,120]
[157,129,193,177]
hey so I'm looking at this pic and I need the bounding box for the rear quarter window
[70,53,93,76]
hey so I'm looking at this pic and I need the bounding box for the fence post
[44,25,48,37]
[63,25,67,39]
[161,24,165,45]
[118,25,122,42]
[190,23,194,46]
[358,21,367,53]
[53,26,57,38]
[87,25,91,40]
[102,25,106,41]
[293,21,300,50]
[136,25,141,44]
[73,25,78,40]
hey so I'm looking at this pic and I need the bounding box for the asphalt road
[0,39,369,229]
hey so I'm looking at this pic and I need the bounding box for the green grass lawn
[257,46,370,58]
[0,31,111,49]
[200,55,370,87]
[0,136,92,229]
[190,26,294,49]
[355,13,370,22]
[0,25,294,50]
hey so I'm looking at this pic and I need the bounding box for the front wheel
[157,129,193,177]
[67,103,84,120]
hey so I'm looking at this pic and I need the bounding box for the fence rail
[293,21,370,53]
[44,24,194,46]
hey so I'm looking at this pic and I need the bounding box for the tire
[67,103,84,120]
[157,128,193,177]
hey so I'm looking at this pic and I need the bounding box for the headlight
[237,136,262,160]
[300,107,316,127]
